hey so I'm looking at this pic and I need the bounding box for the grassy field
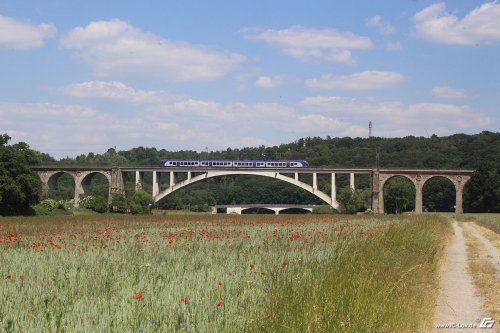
[454,213,500,234]
[1,214,449,332]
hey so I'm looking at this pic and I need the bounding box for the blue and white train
[160,159,309,168]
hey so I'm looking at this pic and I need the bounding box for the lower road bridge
[214,204,318,215]
[32,166,474,214]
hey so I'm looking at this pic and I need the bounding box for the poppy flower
[250,264,255,269]
[180,297,188,303]
[19,275,24,281]
[134,293,142,299]
[282,262,288,267]
[4,275,12,279]
[218,281,223,286]
[216,301,223,307]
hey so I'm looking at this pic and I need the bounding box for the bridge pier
[135,171,143,190]
[331,173,337,203]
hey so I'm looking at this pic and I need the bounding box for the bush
[32,199,70,216]
[128,190,153,214]
[312,205,335,214]
[110,193,128,213]
[38,199,64,211]
[79,195,108,213]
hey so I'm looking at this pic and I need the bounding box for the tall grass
[455,213,500,234]
[255,215,450,333]
[0,214,449,332]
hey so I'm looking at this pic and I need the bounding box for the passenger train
[160,159,309,168]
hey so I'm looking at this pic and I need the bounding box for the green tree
[128,190,153,214]
[464,163,500,213]
[110,193,128,213]
[0,134,41,215]
[337,187,370,214]
[384,176,415,214]
[79,195,108,213]
[422,177,455,212]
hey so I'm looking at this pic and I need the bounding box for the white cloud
[243,26,372,64]
[0,93,493,159]
[413,2,500,44]
[366,16,397,35]
[306,71,406,90]
[61,19,246,81]
[385,42,403,51]
[0,15,56,49]
[300,96,493,136]
[255,75,288,88]
[0,102,181,157]
[431,86,466,99]
[60,81,174,103]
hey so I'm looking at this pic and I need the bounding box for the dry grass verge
[463,228,500,324]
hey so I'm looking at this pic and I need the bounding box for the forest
[1,131,499,215]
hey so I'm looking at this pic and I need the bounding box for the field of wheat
[1,214,448,332]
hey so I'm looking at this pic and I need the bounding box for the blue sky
[0,0,498,158]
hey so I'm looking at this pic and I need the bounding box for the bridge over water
[33,166,474,214]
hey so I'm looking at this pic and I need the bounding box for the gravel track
[434,221,486,332]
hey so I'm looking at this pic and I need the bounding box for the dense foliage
[0,134,41,215]
[2,131,500,214]
[44,131,499,213]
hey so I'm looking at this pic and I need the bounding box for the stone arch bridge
[33,166,474,214]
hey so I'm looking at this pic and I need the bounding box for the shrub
[128,190,153,214]
[312,205,335,214]
[79,195,108,213]
[110,193,128,213]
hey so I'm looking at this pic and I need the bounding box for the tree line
[1,131,499,215]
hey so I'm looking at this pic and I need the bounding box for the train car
[159,159,309,168]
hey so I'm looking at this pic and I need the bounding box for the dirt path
[434,221,485,331]
[462,223,500,279]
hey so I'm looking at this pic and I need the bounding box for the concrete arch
[241,207,276,214]
[75,171,112,203]
[278,207,312,214]
[154,170,340,210]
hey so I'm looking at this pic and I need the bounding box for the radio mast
[369,121,372,138]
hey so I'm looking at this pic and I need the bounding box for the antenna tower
[369,121,372,138]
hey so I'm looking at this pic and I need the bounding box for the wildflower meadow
[1,214,449,332]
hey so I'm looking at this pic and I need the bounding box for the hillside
[41,131,500,213]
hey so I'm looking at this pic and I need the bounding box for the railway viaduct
[33,166,474,214]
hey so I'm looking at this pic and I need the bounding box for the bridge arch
[241,207,276,214]
[373,170,472,214]
[37,169,113,204]
[154,170,340,210]
[382,175,416,214]
[78,171,112,201]
[422,176,456,212]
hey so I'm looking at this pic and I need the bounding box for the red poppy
[282,262,288,267]
[218,281,223,286]
[4,275,12,279]
[180,297,188,303]
[216,301,223,307]
[250,264,255,269]
[19,275,24,281]
[134,293,142,299]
